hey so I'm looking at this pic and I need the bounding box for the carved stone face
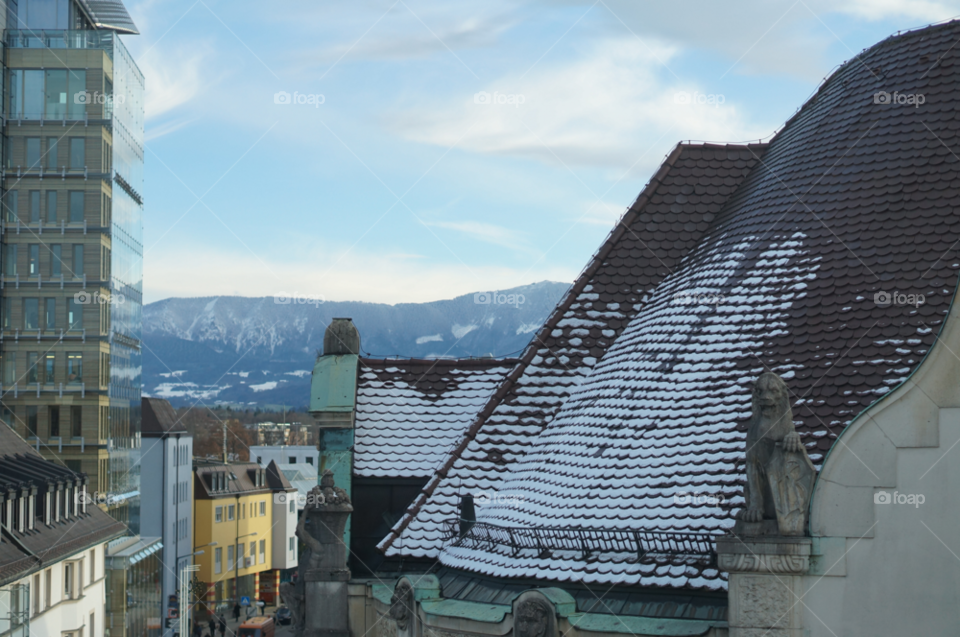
[389,583,414,631]
[753,372,788,418]
[515,600,550,637]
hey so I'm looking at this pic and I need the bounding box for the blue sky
[126,0,960,304]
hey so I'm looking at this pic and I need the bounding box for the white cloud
[137,47,209,120]
[425,220,532,251]
[389,38,771,171]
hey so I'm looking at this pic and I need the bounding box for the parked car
[274,607,292,626]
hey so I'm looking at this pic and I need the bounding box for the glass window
[4,244,17,275]
[27,406,38,436]
[68,71,86,120]
[49,406,60,436]
[44,298,55,329]
[44,70,67,120]
[260,501,265,516]
[67,353,82,383]
[28,244,39,275]
[8,70,22,120]
[23,70,44,120]
[27,352,39,383]
[214,547,222,574]
[29,191,40,222]
[2,356,14,384]
[289,500,294,514]
[306,456,314,465]
[70,406,81,436]
[51,245,62,277]
[215,506,223,523]
[46,139,59,170]
[69,192,83,222]
[68,299,82,329]
[227,505,235,521]
[44,355,55,384]
[23,298,39,329]
[72,244,83,276]
[289,537,294,552]
[46,191,57,223]
[259,539,265,564]
[26,138,41,168]
[27,243,40,276]
[69,138,84,169]
[3,190,17,222]
[227,545,234,571]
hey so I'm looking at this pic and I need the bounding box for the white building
[266,463,298,572]
[0,425,125,637]
[140,398,193,636]
[251,445,318,468]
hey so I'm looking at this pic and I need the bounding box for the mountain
[142,281,570,408]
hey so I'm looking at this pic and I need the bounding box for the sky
[125,0,960,305]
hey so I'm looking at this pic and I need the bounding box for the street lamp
[179,564,200,637]
[234,533,258,608]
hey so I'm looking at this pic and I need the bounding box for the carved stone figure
[280,578,304,634]
[737,372,816,536]
[514,598,555,637]
[388,582,414,631]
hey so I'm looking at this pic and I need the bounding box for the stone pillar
[718,536,811,637]
[302,471,353,637]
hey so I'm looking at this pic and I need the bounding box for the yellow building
[192,461,298,618]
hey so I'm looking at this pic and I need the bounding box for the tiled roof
[354,358,517,479]
[379,143,765,556]
[0,426,126,586]
[385,20,960,590]
[194,460,292,498]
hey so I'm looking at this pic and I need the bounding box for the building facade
[250,444,317,468]
[0,0,145,531]
[0,420,126,637]
[192,461,296,618]
[140,397,192,637]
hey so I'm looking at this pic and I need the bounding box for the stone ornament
[737,372,816,536]
[718,553,809,574]
[389,581,415,631]
[514,595,557,637]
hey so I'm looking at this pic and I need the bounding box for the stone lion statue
[737,372,815,534]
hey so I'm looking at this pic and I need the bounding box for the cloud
[389,38,771,172]
[144,244,576,305]
[136,47,210,120]
[424,220,533,252]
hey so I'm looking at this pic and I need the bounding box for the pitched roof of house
[0,426,126,586]
[354,358,518,479]
[194,460,293,498]
[379,144,766,557]
[142,397,187,436]
[383,20,960,591]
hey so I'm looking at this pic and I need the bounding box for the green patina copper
[310,354,359,415]
[568,613,721,636]
[419,599,513,623]
[372,583,396,606]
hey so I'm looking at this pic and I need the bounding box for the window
[289,499,294,514]
[44,298,56,330]
[24,298,39,329]
[227,505,235,521]
[29,191,40,223]
[259,539,265,564]
[289,456,296,464]
[4,245,17,276]
[50,244,62,276]
[44,354,55,384]
[26,137,40,168]
[78,560,83,592]
[260,501,266,516]
[214,547,222,574]
[289,536,295,552]
[3,190,17,222]
[44,568,51,609]
[69,138,84,169]
[256,456,262,464]
[90,549,95,584]
[70,406,81,437]
[67,353,83,384]
[68,192,83,223]
[28,243,39,274]
[64,562,73,598]
[46,191,57,222]
[27,406,38,436]
[306,456,314,465]
[215,506,223,523]
[227,545,234,571]
[32,574,40,616]
[27,352,38,383]
[68,300,82,329]
[2,355,15,384]
[72,244,83,275]
[46,138,59,170]
[238,543,244,568]
[89,612,95,637]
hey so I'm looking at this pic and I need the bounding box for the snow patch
[416,334,443,345]
[451,324,478,339]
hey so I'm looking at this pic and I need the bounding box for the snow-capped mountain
[143,281,570,408]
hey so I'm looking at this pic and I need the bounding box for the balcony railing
[443,519,720,563]
[5,29,114,55]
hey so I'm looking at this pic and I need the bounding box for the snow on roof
[381,21,960,590]
[354,358,517,478]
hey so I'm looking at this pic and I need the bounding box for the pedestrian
[233,602,241,621]
[208,616,216,637]
[218,614,227,637]
[192,620,203,637]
